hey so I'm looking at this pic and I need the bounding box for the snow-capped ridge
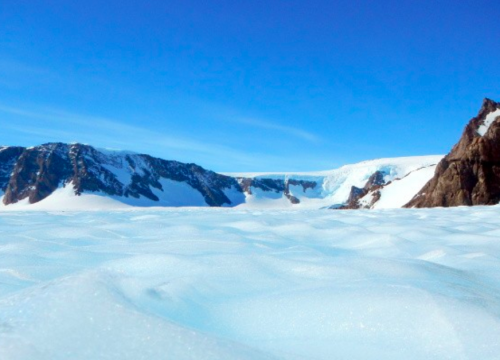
[0,142,443,210]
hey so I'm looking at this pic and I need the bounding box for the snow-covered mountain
[228,155,442,209]
[0,143,249,209]
[0,142,442,210]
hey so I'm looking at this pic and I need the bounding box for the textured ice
[1,207,500,359]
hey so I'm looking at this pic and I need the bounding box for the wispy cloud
[190,99,321,143]
[234,116,320,142]
[0,104,230,153]
[0,58,55,90]
[0,103,322,171]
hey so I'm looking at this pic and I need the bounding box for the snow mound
[1,207,500,359]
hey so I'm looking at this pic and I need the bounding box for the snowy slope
[372,165,437,209]
[230,155,442,209]
[355,164,438,209]
[477,108,500,136]
[0,181,209,211]
[0,152,442,210]
[0,143,238,209]
[1,207,500,359]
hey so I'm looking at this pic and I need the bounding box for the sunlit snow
[1,207,500,359]
[228,156,442,208]
[477,108,500,136]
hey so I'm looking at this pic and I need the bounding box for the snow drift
[1,207,500,359]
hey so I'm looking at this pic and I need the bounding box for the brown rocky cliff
[405,98,500,208]
[1,143,242,207]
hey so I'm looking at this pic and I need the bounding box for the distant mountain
[406,98,500,208]
[0,143,242,207]
[229,156,441,210]
[4,99,500,211]
[0,142,441,210]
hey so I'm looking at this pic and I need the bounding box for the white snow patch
[150,178,207,207]
[0,179,209,211]
[223,185,246,207]
[477,108,500,136]
[371,165,437,209]
[232,155,442,209]
[96,147,139,156]
[0,183,131,211]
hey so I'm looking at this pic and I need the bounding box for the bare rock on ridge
[340,170,386,209]
[405,98,500,208]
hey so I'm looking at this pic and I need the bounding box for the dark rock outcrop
[0,146,25,194]
[2,143,240,206]
[0,143,320,207]
[340,170,387,209]
[405,98,500,208]
[237,177,318,204]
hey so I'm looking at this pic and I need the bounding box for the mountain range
[1,98,499,210]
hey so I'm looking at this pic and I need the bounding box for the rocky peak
[406,98,500,208]
[364,170,385,189]
[0,142,322,208]
[1,143,240,207]
[478,98,500,119]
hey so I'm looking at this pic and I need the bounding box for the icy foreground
[1,208,500,359]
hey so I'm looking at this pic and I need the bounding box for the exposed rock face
[340,170,386,209]
[1,143,240,206]
[236,177,318,204]
[0,143,320,207]
[406,98,500,208]
[0,146,24,194]
[345,186,366,206]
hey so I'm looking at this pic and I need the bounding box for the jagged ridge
[406,98,500,208]
[1,143,239,206]
[0,143,320,207]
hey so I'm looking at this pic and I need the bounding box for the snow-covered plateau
[1,207,500,359]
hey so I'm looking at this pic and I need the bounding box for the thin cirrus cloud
[192,100,321,143]
[0,104,239,155]
[0,103,326,171]
[0,58,55,89]
[234,116,320,143]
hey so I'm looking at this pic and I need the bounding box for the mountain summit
[406,98,500,207]
[1,143,241,207]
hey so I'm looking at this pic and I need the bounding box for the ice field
[1,207,500,359]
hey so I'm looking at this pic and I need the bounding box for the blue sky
[1,0,499,172]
